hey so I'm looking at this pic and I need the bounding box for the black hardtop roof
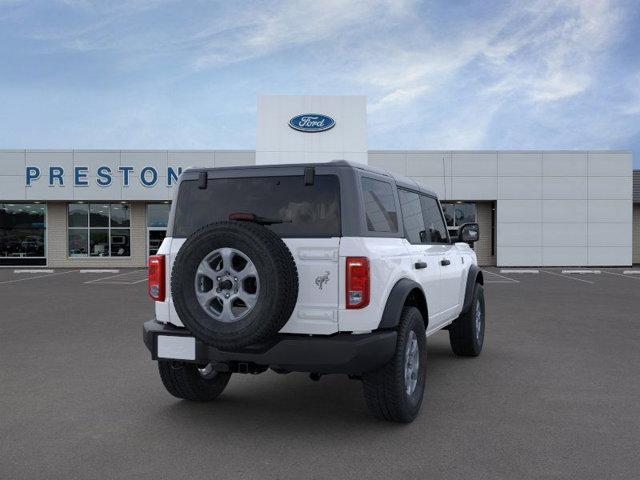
[184,159,438,198]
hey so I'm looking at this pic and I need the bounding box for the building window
[441,202,477,236]
[147,202,171,255]
[68,203,130,257]
[0,203,47,265]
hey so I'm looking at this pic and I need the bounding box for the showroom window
[68,203,131,257]
[0,203,47,266]
[441,202,476,235]
[147,202,171,255]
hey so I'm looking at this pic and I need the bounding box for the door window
[420,196,449,244]
[398,189,426,244]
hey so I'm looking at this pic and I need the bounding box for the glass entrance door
[148,229,166,256]
[147,203,171,256]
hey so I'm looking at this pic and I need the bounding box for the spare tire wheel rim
[194,247,260,323]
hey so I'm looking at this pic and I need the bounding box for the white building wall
[0,150,255,202]
[370,150,633,267]
[256,95,367,165]
[0,149,632,267]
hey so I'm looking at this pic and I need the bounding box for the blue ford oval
[288,114,335,133]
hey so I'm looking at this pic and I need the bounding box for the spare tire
[171,221,298,350]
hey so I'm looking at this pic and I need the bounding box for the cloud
[0,0,637,162]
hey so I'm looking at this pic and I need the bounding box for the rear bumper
[143,319,397,374]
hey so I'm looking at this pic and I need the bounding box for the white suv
[143,161,485,423]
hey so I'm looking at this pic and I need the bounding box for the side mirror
[458,223,480,244]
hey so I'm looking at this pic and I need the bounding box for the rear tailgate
[279,238,340,334]
[158,237,341,334]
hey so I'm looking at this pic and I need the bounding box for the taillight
[346,256,369,309]
[148,255,165,301]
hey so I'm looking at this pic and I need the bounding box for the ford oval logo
[288,113,335,133]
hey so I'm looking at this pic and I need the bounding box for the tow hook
[309,372,322,381]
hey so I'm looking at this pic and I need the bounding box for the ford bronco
[143,160,485,423]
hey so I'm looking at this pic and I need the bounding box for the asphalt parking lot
[1,267,639,479]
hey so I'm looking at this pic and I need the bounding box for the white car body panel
[156,234,477,336]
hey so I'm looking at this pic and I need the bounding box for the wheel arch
[461,264,483,314]
[378,278,429,330]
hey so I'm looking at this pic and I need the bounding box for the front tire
[449,283,485,356]
[362,306,427,423]
[158,361,231,401]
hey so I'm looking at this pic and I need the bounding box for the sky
[0,0,639,167]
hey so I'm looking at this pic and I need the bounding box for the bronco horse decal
[315,271,330,290]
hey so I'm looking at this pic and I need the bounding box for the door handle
[414,261,427,270]
[440,258,451,266]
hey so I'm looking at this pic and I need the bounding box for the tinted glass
[441,203,455,227]
[361,178,398,233]
[148,203,171,228]
[398,190,426,244]
[68,203,88,227]
[68,230,88,257]
[420,196,449,243]
[442,202,476,227]
[90,229,109,256]
[110,229,130,256]
[89,204,109,227]
[0,203,46,258]
[174,175,340,238]
[110,203,130,227]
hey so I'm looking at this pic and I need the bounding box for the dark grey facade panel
[633,170,640,203]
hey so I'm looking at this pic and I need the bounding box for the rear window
[173,175,341,238]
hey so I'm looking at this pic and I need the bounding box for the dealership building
[0,95,637,268]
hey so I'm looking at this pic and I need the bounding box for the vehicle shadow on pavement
[152,335,464,430]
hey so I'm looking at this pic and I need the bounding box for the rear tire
[158,361,231,401]
[449,283,485,356]
[362,306,427,423]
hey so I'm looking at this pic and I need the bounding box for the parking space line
[85,277,148,285]
[0,270,74,285]
[603,271,640,281]
[561,269,601,275]
[79,269,120,273]
[500,269,539,274]
[542,270,594,284]
[14,269,54,273]
[623,270,640,275]
[483,270,519,283]
[83,269,146,284]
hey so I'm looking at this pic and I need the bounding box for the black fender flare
[377,278,428,330]
[461,264,484,314]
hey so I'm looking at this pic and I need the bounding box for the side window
[398,189,426,244]
[420,196,449,243]
[361,177,398,233]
